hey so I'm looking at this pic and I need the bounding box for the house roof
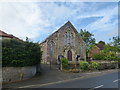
[40,21,84,44]
[96,44,105,50]
[0,30,20,40]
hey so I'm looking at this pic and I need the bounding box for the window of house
[80,45,83,54]
[63,28,75,46]
[50,43,53,56]
[71,33,73,45]
[64,34,67,45]
[48,41,55,56]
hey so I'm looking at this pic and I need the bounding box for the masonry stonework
[2,66,36,83]
[40,21,86,64]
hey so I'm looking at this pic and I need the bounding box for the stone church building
[40,21,86,64]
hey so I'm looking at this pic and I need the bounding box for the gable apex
[62,21,79,33]
[40,21,79,44]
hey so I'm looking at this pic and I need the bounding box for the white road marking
[18,77,82,88]
[113,79,120,83]
[93,85,104,89]
[18,71,118,88]
[18,74,104,88]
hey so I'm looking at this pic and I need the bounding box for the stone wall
[40,21,86,64]
[67,60,118,70]
[94,60,118,70]
[2,66,36,83]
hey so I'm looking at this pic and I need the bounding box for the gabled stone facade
[40,21,86,64]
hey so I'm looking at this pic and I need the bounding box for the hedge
[2,39,42,67]
[79,61,89,70]
[90,61,100,70]
[92,52,118,60]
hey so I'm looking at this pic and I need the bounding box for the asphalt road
[27,71,119,89]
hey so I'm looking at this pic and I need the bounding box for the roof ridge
[0,30,20,40]
[40,21,74,44]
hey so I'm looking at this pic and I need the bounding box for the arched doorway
[67,50,72,61]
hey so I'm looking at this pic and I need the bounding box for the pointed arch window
[80,45,83,55]
[48,41,55,56]
[64,34,67,45]
[63,28,75,46]
[68,32,70,44]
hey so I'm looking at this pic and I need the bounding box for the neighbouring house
[116,52,120,58]
[0,30,20,40]
[88,44,105,58]
[40,21,86,64]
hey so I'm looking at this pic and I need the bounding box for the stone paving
[2,64,118,89]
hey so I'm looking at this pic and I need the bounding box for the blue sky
[0,2,118,43]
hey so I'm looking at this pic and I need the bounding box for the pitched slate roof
[96,44,105,50]
[40,21,82,44]
[0,30,20,40]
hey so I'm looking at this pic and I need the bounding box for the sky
[0,2,118,43]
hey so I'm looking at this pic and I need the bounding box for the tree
[98,41,105,45]
[109,36,120,52]
[103,44,119,53]
[79,29,96,57]
[79,29,95,48]
[110,36,119,47]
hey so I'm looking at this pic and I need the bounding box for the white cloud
[84,6,118,32]
[0,2,52,41]
[74,4,118,43]
[0,2,118,43]
[0,2,83,41]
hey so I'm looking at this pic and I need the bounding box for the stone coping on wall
[2,66,36,83]
[93,60,118,63]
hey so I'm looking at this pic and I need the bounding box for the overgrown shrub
[2,39,42,67]
[79,61,89,70]
[61,58,68,69]
[104,52,118,60]
[92,53,105,60]
[90,61,100,70]
[92,52,118,61]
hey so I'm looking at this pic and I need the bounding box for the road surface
[20,71,119,89]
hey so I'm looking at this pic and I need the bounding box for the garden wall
[2,66,36,83]
[94,60,118,70]
[67,60,118,70]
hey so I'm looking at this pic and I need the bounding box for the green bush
[104,52,117,60]
[2,39,42,67]
[61,58,68,69]
[11,60,24,67]
[90,61,100,70]
[92,52,118,61]
[92,53,105,60]
[79,61,89,70]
